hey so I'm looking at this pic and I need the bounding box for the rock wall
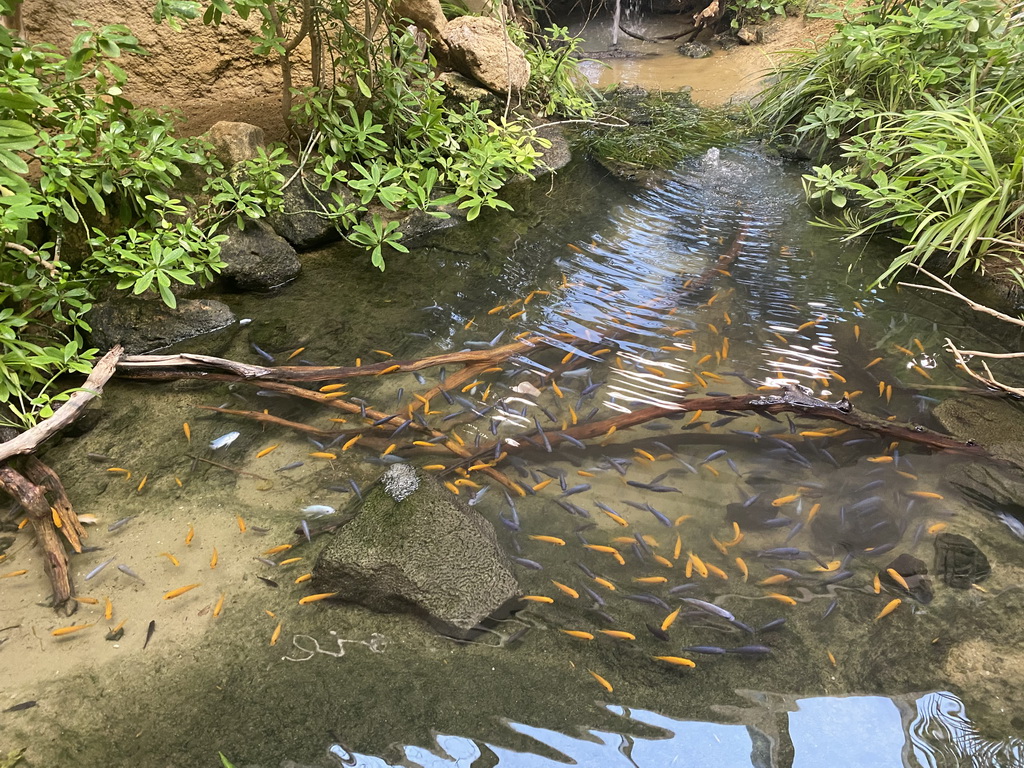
[21,0,312,140]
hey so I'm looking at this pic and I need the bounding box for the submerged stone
[677,42,712,58]
[311,464,521,638]
[933,397,1024,467]
[934,533,991,589]
[86,296,235,354]
[884,553,933,604]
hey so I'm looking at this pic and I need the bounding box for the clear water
[10,148,1024,767]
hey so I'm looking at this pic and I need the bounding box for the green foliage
[514,25,598,119]
[575,87,740,171]
[202,146,289,229]
[757,0,1024,152]
[0,0,593,425]
[730,0,786,29]
[84,219,227,308]
[0,8,272,426]
[184,4,560,269]
[754,0,1024,282]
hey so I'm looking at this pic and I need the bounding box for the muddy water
[569,15,783,104]
[4,150,1024,767]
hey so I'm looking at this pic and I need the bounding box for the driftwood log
[0,345,124,611]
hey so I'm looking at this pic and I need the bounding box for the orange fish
[185,525,195,546]
[661,607,681,632]
[652,656,696,668]
[158,552,180,567]
[270,621,282,646]
[298,592,337,605]
[765,593,797,606]
[598,630,636,641]
[875,598,902,621]
[521,595,554,604]
[256,445,280,458]
[213,593,225,617]
[528,535,566,546]
[294,573,312,584]
[560,630,594,640]
[588,670,613,693]
[551,580,579,598]
[735,557,749,582]
[210,547,219,569]
[51,623,94,637]
[887,568,910,591]
[163,583,201,600]
[688,552,708,578]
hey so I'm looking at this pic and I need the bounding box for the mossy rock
[311,464,521,639]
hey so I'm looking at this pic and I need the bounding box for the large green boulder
[311,464,521,638]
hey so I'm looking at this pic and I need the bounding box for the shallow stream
[4,148,1024,767]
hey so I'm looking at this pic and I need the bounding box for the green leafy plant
[755,0,1024,282]
[731,0,786,29]
[0,7,266,426]
[515,24,598,119]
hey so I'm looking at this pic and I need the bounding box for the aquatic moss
[572,87,744,174]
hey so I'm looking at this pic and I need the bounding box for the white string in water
[283,631,388,662]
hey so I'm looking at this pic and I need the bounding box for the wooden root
[0,344,123,611]
[0,466,75,614]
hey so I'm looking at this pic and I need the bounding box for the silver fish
[117,564,145,584]
[301,504,336,517]
[209,431,240,450]
[85,557,115,580]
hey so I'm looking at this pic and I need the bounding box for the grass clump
[575,87,741,175]
[754,0,1024,283]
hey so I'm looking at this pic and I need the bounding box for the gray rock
[948,461,1024,516]
[775,143,811,161]
[312,464,521,638]
[443,16,531,93]
[87,297,235,354]
[208,121,265,167]
[394,0,448,48]
[934,533,991,589]
[677,42,712,58]
[265,167,344,250]
[534,124,572,173]
[218,220,301,290]
[934,397,1024,467]
[439,71,499,108]
[736,26,761,44]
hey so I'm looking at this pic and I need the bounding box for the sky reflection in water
[327,691,1022,768]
